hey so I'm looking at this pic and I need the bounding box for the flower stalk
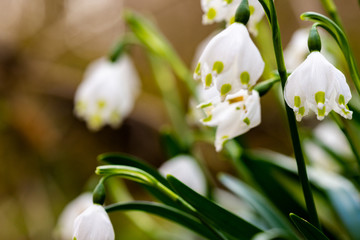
[258,0,320,229]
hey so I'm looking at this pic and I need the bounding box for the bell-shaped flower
[194,22,264,100]
[284,51,352,121]
[159,155,207,195]
[201,0,265,36]
[201,89,261,151]
[73,204,115,240]
[74,55,141,131]
[55,193,93,240]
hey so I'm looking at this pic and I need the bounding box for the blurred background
[0,0,359,239]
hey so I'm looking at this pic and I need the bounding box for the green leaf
[98,153,171,188]
[219,174,299,240]
[167,175,262,239]
[290,213,329,240]
[105,201,221,240]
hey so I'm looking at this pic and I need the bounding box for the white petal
[73,204,115,240]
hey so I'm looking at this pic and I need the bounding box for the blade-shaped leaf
[167,175,263,239]
[219,174,299,240]
[105,201,220,240]
[290,213,329,240]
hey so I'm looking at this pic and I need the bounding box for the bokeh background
[0,0,359,239]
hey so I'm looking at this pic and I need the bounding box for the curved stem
[258,0,321,229]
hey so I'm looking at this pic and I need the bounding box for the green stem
[258,0,321,229]
[330,112,360,169]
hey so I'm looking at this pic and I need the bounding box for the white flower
[159,155,207,195]
[201,0,265,35]
[73,204,115,240]
[55,193,93,240]
[284,51,352,121]
[201,89,261,151]
[74,55,141,131]
[194,22,264,100]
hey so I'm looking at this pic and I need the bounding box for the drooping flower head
[194,22,264,100]
[201,89,261,151]
[284,27,352,121]
[73,204,115,240]
[74,55,141,131]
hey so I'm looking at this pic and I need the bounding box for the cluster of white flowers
[195,3,264,151]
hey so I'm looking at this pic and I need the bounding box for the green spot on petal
[315,91,325,104]
[221,135,229,139]
[89,114,102,130]
[236,107,241,110]
[240,71,250,85]
[339,94,345,105]
[200,102,212,108]
[195,62,201,75]
[205,74,212,87]
[203,115,212,122]
[224,0,233,3]
[249,5,255,15]
[221,84,232,96]
[294,96,301,108]
[207,8,216,20]
[243,117,250,125]
[97,100,106,109]
[299,106,305,116]
[212,61,224,74]
[229,16,235,24]
[318,106,326,117]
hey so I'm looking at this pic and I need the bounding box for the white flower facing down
[201,89,261,151]
[55,193,93,240]
[74,55,141,131]
[284,51,352,121]
[73,204,115,240]
[194,22,264,100]
[201,0,265,35]
[159,155,207,195]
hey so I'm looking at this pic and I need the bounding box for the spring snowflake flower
[284,51,352,121]
[159,155,207,195]
[73,204,115,240]
[201,0,264,35]
[74,55,141,131]
[194,22,264,100]
[55,193,92,240]
[201,89,261,151]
